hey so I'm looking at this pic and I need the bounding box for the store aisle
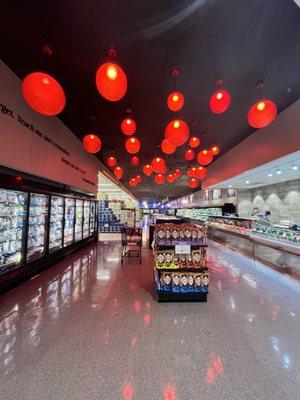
[0,240,299,400]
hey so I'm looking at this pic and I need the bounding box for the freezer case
[75,199,83,241]
[64,198,75,247]
[49,196,64,253]
[0,189,27,275]
[89,201,96,235]
[83,201,90,239]
[27,193,49,262]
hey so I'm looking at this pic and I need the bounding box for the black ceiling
[1,0,300,201]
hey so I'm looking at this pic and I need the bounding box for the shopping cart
[121,227,142,264]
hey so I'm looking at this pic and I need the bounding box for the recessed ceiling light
[276,170,282,175]
[246,180,250,184]
[268,173,273,177]
[292,165,298,170]
[229,185,232,188]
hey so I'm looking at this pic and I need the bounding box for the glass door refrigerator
[0,189,28,275]
[83,201,90,239]
[49,196,64,253]
[27,193,49,262]
[64,198,75,247]
[89,201,96,236]
[75,199,83,241]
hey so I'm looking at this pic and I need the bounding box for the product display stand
[152,223,209,303]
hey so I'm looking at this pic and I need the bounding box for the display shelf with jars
[152,223,209,302]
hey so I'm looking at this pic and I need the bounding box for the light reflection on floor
[0,239,299,399]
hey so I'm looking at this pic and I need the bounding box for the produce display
[153,223,209,301]
[177,207,222,220]
[154,223,207,245]
[252,220,300,246]
[0,189,27,273]
[49,196,64,252]
[208,216,252,236]
[27,193,48,261]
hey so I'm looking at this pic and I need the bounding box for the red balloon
[131,156,139,166]
[187,167,197,177]
[189,136,201,148]
[166,173,175,183]
[129,177,138,187]
[194,166,207,179]
[121,118,136,136]
[82,134,101,153]
[209,89,231,114]
[167,91,184,112]
[247,99,277,128]
[197,149,213,165]
[185,149,195,161]
[161,139,177,155]
[143,164,153,176]
[188,178,199,188]
[114,166,124,179]
[125,137,141,154]
[107,156,117,167]
[165,119,189,146]
[96,62,127,101]
[155,174,165,184]
[151,157,166,174]
[211,145,220,156]
[22,72,65,116]
[136,175,142,183]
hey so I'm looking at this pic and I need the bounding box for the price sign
[175,244,191,255]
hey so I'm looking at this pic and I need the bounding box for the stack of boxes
[98,201,124,233]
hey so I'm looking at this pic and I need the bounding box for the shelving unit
[152,223,209,302]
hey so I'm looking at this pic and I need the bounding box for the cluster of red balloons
[113,166,124,180]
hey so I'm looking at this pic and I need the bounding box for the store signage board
[0,60,99,195]
[175,244,191,254]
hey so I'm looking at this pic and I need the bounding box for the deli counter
[206,215,300,276]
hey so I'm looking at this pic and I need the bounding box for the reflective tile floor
[0,240,300,400]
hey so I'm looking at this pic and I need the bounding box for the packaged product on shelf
[156,227,165,243]
[179,227,185,241]
[186,253,194,269]
[160,272,172,292]
[194,273,202,293]
[184,226,192,241]
[179,254,187,268]
[188,274,195,293]
[172,273,181,293]
[180,274,189,293]
[155,251,165,269]
[173,253,180,269]
[202,273,209,290]
[172,227,179,241]
[164,250,174,269]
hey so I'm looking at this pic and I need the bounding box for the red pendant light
[136,175,142,184]
[96,62,127,101]
[247,99,277,128]
[185,149,195,161]
[189,136,201,148]
[166,173,175,183]
[129,177,138,187]
[107,156,117,167]
[82,134,101,153]
[174,168,181,179]
[151,157,166,174]
[197,149,213,165]
[194,166,207,180]
[22,72,66,116]
[167,91,184,112]
[131,156,139,166]
[121,118,136,136]
[125,137,141,154]
[165,119,189,146]
[114,166,124,180]
[143,164,153,176]
[155,174,165,185]
[161,139,177,155]
[211,145,220,156]
[209,89,231,114]
[188,178,199,188]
